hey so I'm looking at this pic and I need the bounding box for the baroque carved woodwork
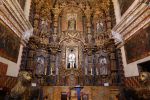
[21,0,123,86]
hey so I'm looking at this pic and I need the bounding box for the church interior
[0,0,150,100]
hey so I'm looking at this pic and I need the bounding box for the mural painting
[125,26,150,63]
[0,20,20,63]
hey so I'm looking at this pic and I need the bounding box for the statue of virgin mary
[67,49,76,68]
[68,18,76,31]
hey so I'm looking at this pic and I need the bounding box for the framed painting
[0,20,21,63]
[125,25,150,63]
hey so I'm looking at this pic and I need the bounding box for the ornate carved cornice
[84,44,97,55]
[47,43,60,55]
[28,36,39,49]
[113,1,149,42]
[0,0,33,44]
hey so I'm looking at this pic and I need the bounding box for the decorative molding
[0,0,33,44]
[113,0,149,42]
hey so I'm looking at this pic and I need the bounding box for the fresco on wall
[125,26,150,63]
[0,20,20,63]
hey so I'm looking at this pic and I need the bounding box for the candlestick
[85,68,87,75]
[56,68,58,75]
[96,68,98,75]
[50,68,53,75]
[45,67,47,75]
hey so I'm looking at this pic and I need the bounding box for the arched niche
[92,8,107,34]
[59,37,85,69]
[59,5,85,32]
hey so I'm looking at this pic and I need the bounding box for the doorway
[61,92,67,100]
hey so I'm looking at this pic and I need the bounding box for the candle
[85,68,87,75]
[50,68,53,75]
[56,68,58,75]
[91,68,93,75]
[45,67,47,75]
[96,68,98,75]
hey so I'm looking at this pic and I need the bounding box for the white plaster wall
[0,44,23,77]
[121,46,150,77]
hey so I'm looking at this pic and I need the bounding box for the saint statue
[68,18,76,31]
[35,56,45,76]
[100,56,107,64]
[68,49,76,68]
[99,56,108,75]
[41,18,48,35]
[96,21,104,33]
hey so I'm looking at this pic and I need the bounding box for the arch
[59,37,85,47]
[59,5,85,16]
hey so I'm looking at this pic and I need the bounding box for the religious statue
[68,18,76,31]
[96,21,104,33]
[111,30,123,43]
[99,55,108,75]
[41,18,49,35]
[67,49,76,68]
[35,56,45,76]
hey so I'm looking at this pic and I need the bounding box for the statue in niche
[96,20,104,33]
[99,55,108,75]
[68,18,76,31]
[35,55,45,76]
[41,18,49,35]
[67,49,76,68]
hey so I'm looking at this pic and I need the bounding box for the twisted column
[52,4,61,34]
